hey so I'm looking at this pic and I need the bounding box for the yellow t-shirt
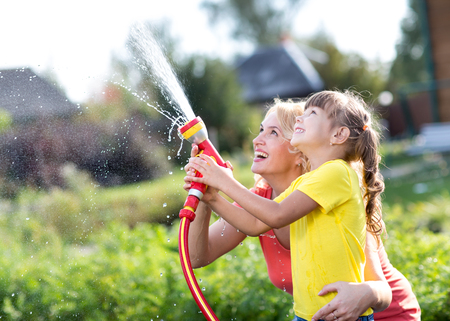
[274,159,372,319]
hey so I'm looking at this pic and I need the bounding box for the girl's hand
[188,154,234,191]
[311,281,374,321]
[183,144,233,203]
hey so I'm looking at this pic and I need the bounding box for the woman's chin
[251,162,265,175]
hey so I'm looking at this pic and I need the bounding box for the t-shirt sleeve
[296,162,352,213]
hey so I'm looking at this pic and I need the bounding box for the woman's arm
[187,201,248,268]
[310,233,392,321]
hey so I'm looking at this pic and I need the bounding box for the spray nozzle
[179,116,208,145]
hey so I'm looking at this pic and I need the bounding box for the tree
[201,0,304,46]
[178,55,259,152]
[112,22,258,154]
[306,32,387,102]
[388,0,427,91]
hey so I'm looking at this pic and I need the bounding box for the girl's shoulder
[312,159,352,177]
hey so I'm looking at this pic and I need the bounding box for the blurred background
[0,0,449,320]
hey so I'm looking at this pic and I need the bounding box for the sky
[1,0,409,104]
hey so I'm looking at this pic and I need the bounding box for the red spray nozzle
[178,117,225,218]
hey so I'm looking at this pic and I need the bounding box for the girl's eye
[259,127,264,133]
[271,130,278,136]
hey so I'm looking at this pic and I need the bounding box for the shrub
[0,220,293,320]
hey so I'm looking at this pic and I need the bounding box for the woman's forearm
[187,202,214,268]
[363,280,392,312]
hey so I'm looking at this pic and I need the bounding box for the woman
[184,98,420,320]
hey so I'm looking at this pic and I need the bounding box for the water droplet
[163,203,167,207]
[160,273,163,277]
[169,171,173,175]
[202,287,206,291]
[26,218,29,220]
[168,156,171,160]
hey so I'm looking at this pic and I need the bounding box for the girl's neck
[305,147,347,171]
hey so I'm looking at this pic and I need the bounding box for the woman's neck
[263,171,302,199]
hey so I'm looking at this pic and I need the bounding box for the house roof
[236,40,324,103]
[0,68,78,122]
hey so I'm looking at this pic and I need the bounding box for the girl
[187,90,384,321]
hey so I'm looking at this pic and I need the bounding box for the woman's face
[251,112,300,178]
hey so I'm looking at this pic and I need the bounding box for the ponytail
[356,128,384,240]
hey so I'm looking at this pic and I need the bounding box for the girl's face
[291,106,334,152]
[251,113,300,177]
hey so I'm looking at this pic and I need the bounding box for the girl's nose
[295,116,303,123]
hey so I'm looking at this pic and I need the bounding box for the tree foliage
[118,22,259,154]
[201,0,304,46]
[388,0,428,91]
[306,33,387,101]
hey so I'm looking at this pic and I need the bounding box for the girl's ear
[331,126,350,145]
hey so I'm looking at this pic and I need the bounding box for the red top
[250,184,421,320]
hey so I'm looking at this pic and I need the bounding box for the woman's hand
[311,281,376,321]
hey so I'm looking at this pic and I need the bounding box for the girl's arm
[311,233,392,321]
[189,154,318,228]
[184,159,275,236]
[184,145,271,267]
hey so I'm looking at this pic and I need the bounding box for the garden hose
[178,117,225,321]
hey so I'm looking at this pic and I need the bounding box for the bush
[0,220,293,320]
[6,166,187,244]
[384,229,450,321]
[383,194,450,321]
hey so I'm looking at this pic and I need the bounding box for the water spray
[178,116,224,321]
[129,23,221,319]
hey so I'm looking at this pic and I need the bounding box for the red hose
[179,216,219,320]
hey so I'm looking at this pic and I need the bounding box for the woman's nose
[296,116,303,123]
[253,132,264,145]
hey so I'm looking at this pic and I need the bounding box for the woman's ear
[294,152,308,172]
[331,126,350,145]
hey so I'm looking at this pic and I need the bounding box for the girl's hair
[254,98,308,187]
[305,90,385,239]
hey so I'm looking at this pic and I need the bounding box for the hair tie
[362,125,368,131]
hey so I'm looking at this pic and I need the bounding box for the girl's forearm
[207,194,272,236]
[217,179,287,227]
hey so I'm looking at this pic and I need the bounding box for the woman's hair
[254,98,308,187]
[305,90,385,239]
[265,97,305,146]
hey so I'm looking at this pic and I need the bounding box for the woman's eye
[259,127,264,133]
[271,130,278,136]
